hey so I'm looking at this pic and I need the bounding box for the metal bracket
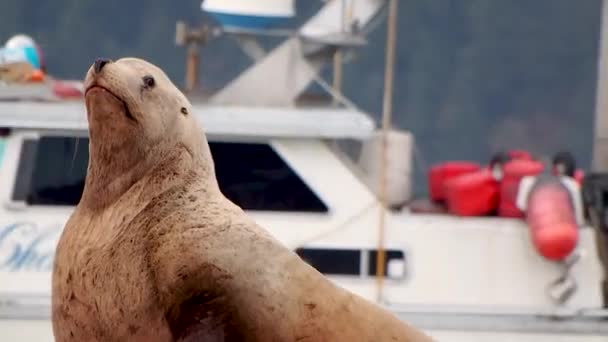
[547,251,582,306]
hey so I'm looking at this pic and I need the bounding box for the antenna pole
[175,21,210,94]
[376,0,399,303]
[186,44,200,93]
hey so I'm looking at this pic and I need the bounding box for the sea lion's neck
[80,140,217,211]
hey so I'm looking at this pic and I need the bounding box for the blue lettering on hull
[0,222,63,272]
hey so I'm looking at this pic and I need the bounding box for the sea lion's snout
[84,57,115,93]
[84,57,137,123]
[94,58,112,74]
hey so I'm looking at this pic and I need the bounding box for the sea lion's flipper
[167,292,247,342]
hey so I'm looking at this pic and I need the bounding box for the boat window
[295,247,406,279]
[0,139,7,167]
[296,248,361,275]
[13,136,87,206]
[210,142,328,212]
[367,250,406,277]
[11,137,328,212]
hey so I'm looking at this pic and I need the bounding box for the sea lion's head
[82,57,213,207]
[83,57,203,155]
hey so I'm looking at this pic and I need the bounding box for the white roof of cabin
[0,101,376,139]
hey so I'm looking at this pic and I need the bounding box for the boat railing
[386,302,608,335]
[2,292,607,335]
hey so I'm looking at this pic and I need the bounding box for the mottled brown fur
[50,57,434,341]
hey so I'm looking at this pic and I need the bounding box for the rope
[333,0,356,105]
[309,71,362,111]
[376,0,399,302]
[546,250,582,306]
[332,0,349,106]
[288,201,380,250]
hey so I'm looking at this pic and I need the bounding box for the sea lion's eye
[142,75,155,88]
[180,107,188,115]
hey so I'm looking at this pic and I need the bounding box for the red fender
[525,178,579,261]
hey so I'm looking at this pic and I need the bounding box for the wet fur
[51,57,434,341]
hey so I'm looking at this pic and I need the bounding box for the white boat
[1,1,607,341]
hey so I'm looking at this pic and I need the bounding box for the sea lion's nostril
[94,58,112,73]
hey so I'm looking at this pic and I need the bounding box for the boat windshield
[10,135,329,213]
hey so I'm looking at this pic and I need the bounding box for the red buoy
[525,178,579,261]
[445,170,499,216]
[429,161,481,202]
[499,159,544,217]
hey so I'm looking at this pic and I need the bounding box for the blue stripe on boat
[205,11,291,29]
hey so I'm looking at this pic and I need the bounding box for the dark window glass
[12,137,328,212]
[14,137,89,206]
[367,250,405,277]
[295,248,361,275]
[295,247,406,278]
[12,139,40,202]
[209,142,328,213]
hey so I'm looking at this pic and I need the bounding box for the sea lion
[50,57,434,342]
